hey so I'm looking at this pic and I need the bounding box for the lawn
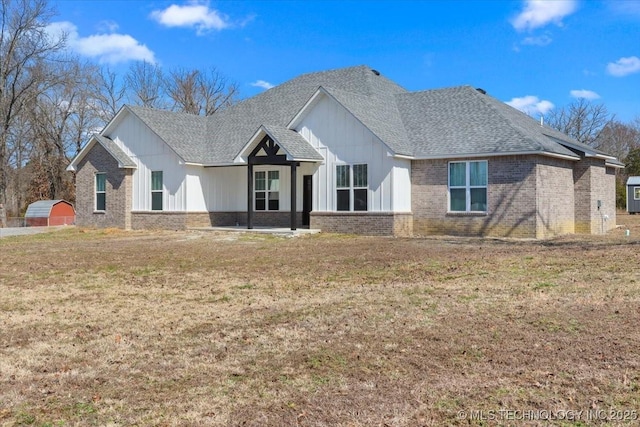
[1,214,640,426]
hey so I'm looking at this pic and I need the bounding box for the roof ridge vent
[371,69,380,76]
[476,88,487,95]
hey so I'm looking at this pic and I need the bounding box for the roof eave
[606,161,625,169]
[66,135,138,172]
[411,150,581,162]
[234,125,323,164]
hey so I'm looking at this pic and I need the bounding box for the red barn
[25,200,75,226]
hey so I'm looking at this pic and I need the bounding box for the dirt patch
[1,215,639,426]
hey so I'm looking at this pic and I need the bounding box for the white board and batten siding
[203,163,318,211]
[108,112,191,212]
[294,93,412,213]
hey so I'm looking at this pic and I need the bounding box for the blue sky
[51,0,639,121]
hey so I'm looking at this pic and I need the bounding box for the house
[25,200,75,226]
[67,65,621,238]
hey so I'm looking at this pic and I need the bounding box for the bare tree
[125,60,166,109]
[198,67,238,116]
[0,0,65,208]
[165,66,238,116]
[96,66,126,121]
[166,68,200,114]
[545,98,613,147]
[594,120,640,161]
[26,59,100,203]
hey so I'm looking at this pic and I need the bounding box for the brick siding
[535,157,576,238]
[573,158,617,234]
[75,143,132,229]
[412,155,582,238]
[76,145,616,238]
[131,211,305,230]
[310,212,413,237]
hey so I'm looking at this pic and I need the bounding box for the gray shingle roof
[396,86,578,158]
[104,65,617,165]
[95,135,137,168]
[260,125,324,161]
[323,87,413,155]
[126,106,206,163]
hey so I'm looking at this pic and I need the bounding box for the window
[449,161,487,212]
[336,164,368,211]
[255,170,279,211]
[635,187,640,200]
[95,173,106,211]
[151,171,163,211]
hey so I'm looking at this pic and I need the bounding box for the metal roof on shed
[627,177,640,186]
[25,200,72,218]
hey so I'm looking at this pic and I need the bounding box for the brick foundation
[310,212,413,237]
[208,211,304,228]
[130,211,305,230]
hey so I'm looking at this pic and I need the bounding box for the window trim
[95,173,106,212]
[254,169,280,211]
[448,160,488,213]
[634,187,640,200]
[336,163,368,211]
[151,171,163,211]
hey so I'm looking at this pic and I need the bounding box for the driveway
[0,225,73,238]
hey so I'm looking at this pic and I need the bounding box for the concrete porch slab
[190,226,321,237]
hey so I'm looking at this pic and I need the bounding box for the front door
[302,175,312,227]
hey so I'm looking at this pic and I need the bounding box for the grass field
[1,214,640,426]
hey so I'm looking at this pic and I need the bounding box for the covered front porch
[234,124,324,231]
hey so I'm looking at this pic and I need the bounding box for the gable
[235,125,324,164]
[289,87,412,157]
[294,92,390,162]
[67,134,136,172]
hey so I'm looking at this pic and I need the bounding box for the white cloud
[46,21,155,64]
[251,80,274,90]
[150,1,229,34]
[570,89,600,100]
[506,95,554,116]
[521,34,552,46]
[606,56,640,77]
[511,0,578,31]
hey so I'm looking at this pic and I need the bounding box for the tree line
[1,0,639,217]
[545,99,640,208]
[1,0,238,216]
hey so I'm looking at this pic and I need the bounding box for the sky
[50,0,640,122]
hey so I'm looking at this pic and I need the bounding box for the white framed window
[95,173,106,211]
[255,170,279,211]
[634,187,640,200]
[448,161,487,212]
[151,171,163,211]
[336,164,368,211]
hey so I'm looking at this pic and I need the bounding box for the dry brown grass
[1,213,640,426]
